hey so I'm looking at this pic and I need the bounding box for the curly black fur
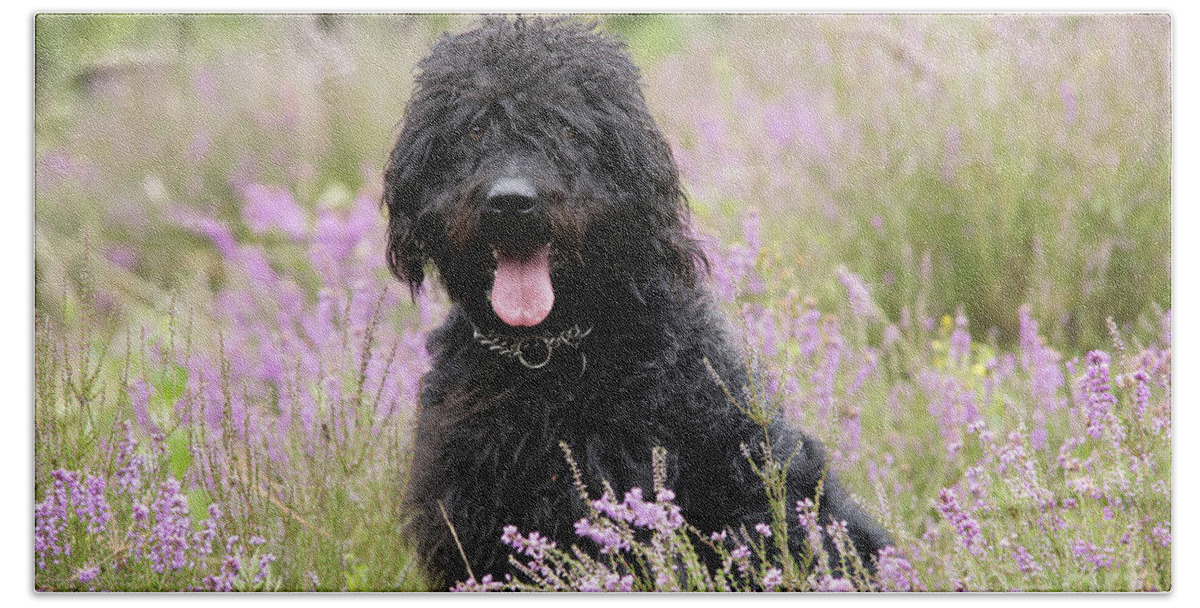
[384,16,890,588]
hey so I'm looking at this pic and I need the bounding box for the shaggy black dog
[384,16,890,588]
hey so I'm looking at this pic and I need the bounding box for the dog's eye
[468,124,485,141]
[562,126,576,140]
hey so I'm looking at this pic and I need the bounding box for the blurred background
[35,13,1170,351]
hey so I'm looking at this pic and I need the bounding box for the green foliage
[604,14,689,67]
[150,365,188,411]
[166,430,192,480]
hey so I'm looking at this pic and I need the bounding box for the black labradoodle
[384,16,890,588]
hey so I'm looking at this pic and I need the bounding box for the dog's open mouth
[491,243,554,327]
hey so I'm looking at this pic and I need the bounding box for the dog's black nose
[484,177,540,216]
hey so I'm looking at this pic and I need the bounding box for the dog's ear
[604,112,709,289]
[383,121,439,295]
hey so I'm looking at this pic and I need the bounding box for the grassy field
[33,14,1170,591]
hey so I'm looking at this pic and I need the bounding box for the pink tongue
[491,244,554,327]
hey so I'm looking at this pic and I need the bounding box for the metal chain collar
[471,323,592,369]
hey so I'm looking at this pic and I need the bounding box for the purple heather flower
[500,527,556,561]
[1132,369,1152,422]
[876,546,922,592]
[255,553,276,584]
[755,522,773,537]
[74,474,111,533]
[77,565,100,584]
[810,321,845,418]
[604,573,634,592]
[920,371,979,452]
[500,524,520,546]
[796,498,826,563]
[882,324,901,349]
[126,379,159,435]
[577,577,602,593]
[51,469,80,496]
[824,520,856,565]
[811,574,855,592]
[1012,544,1042,575]
[849,348,878,395]
[113,421,145,497]
[742,209,762,257]
[574,518,630,554]
[149,479,192,573]
[171,207,238,258]
[1081,351,1125,446]
[654,569,680,592]
[592,489,632,524]
[1069,539,1114,570]
[204,552,243,592]
[104,244,138,271]
[764,94,830,158]
[993,430,1045,504]
[35,470,82,569]
[731,544,752,573]
[697,118,727,150]
[1056,436,1090,473]
[837,266,882,322]
[310,197,378,276]
[1153,414,1171,436]
[743,306,781,357]
[238,245,281,288]
[761,567,783,591]
[36,150,72,190]
[1018,306,1067,419]
[240,182,308,240]
[963,466,989,508]
[594,487,683,532]
[1030,423,1049,452]
[34,495,68,569]
[191,197,409,474]
[794,307,822,359]
[947,311,971,367]
[937,488,986,555]
[1151,523,1171,548]
[194,504,221,557]
[451,574,504,592]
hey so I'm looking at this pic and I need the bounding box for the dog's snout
[484,177,540,216]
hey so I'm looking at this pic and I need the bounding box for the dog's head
[384,16,704,333]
